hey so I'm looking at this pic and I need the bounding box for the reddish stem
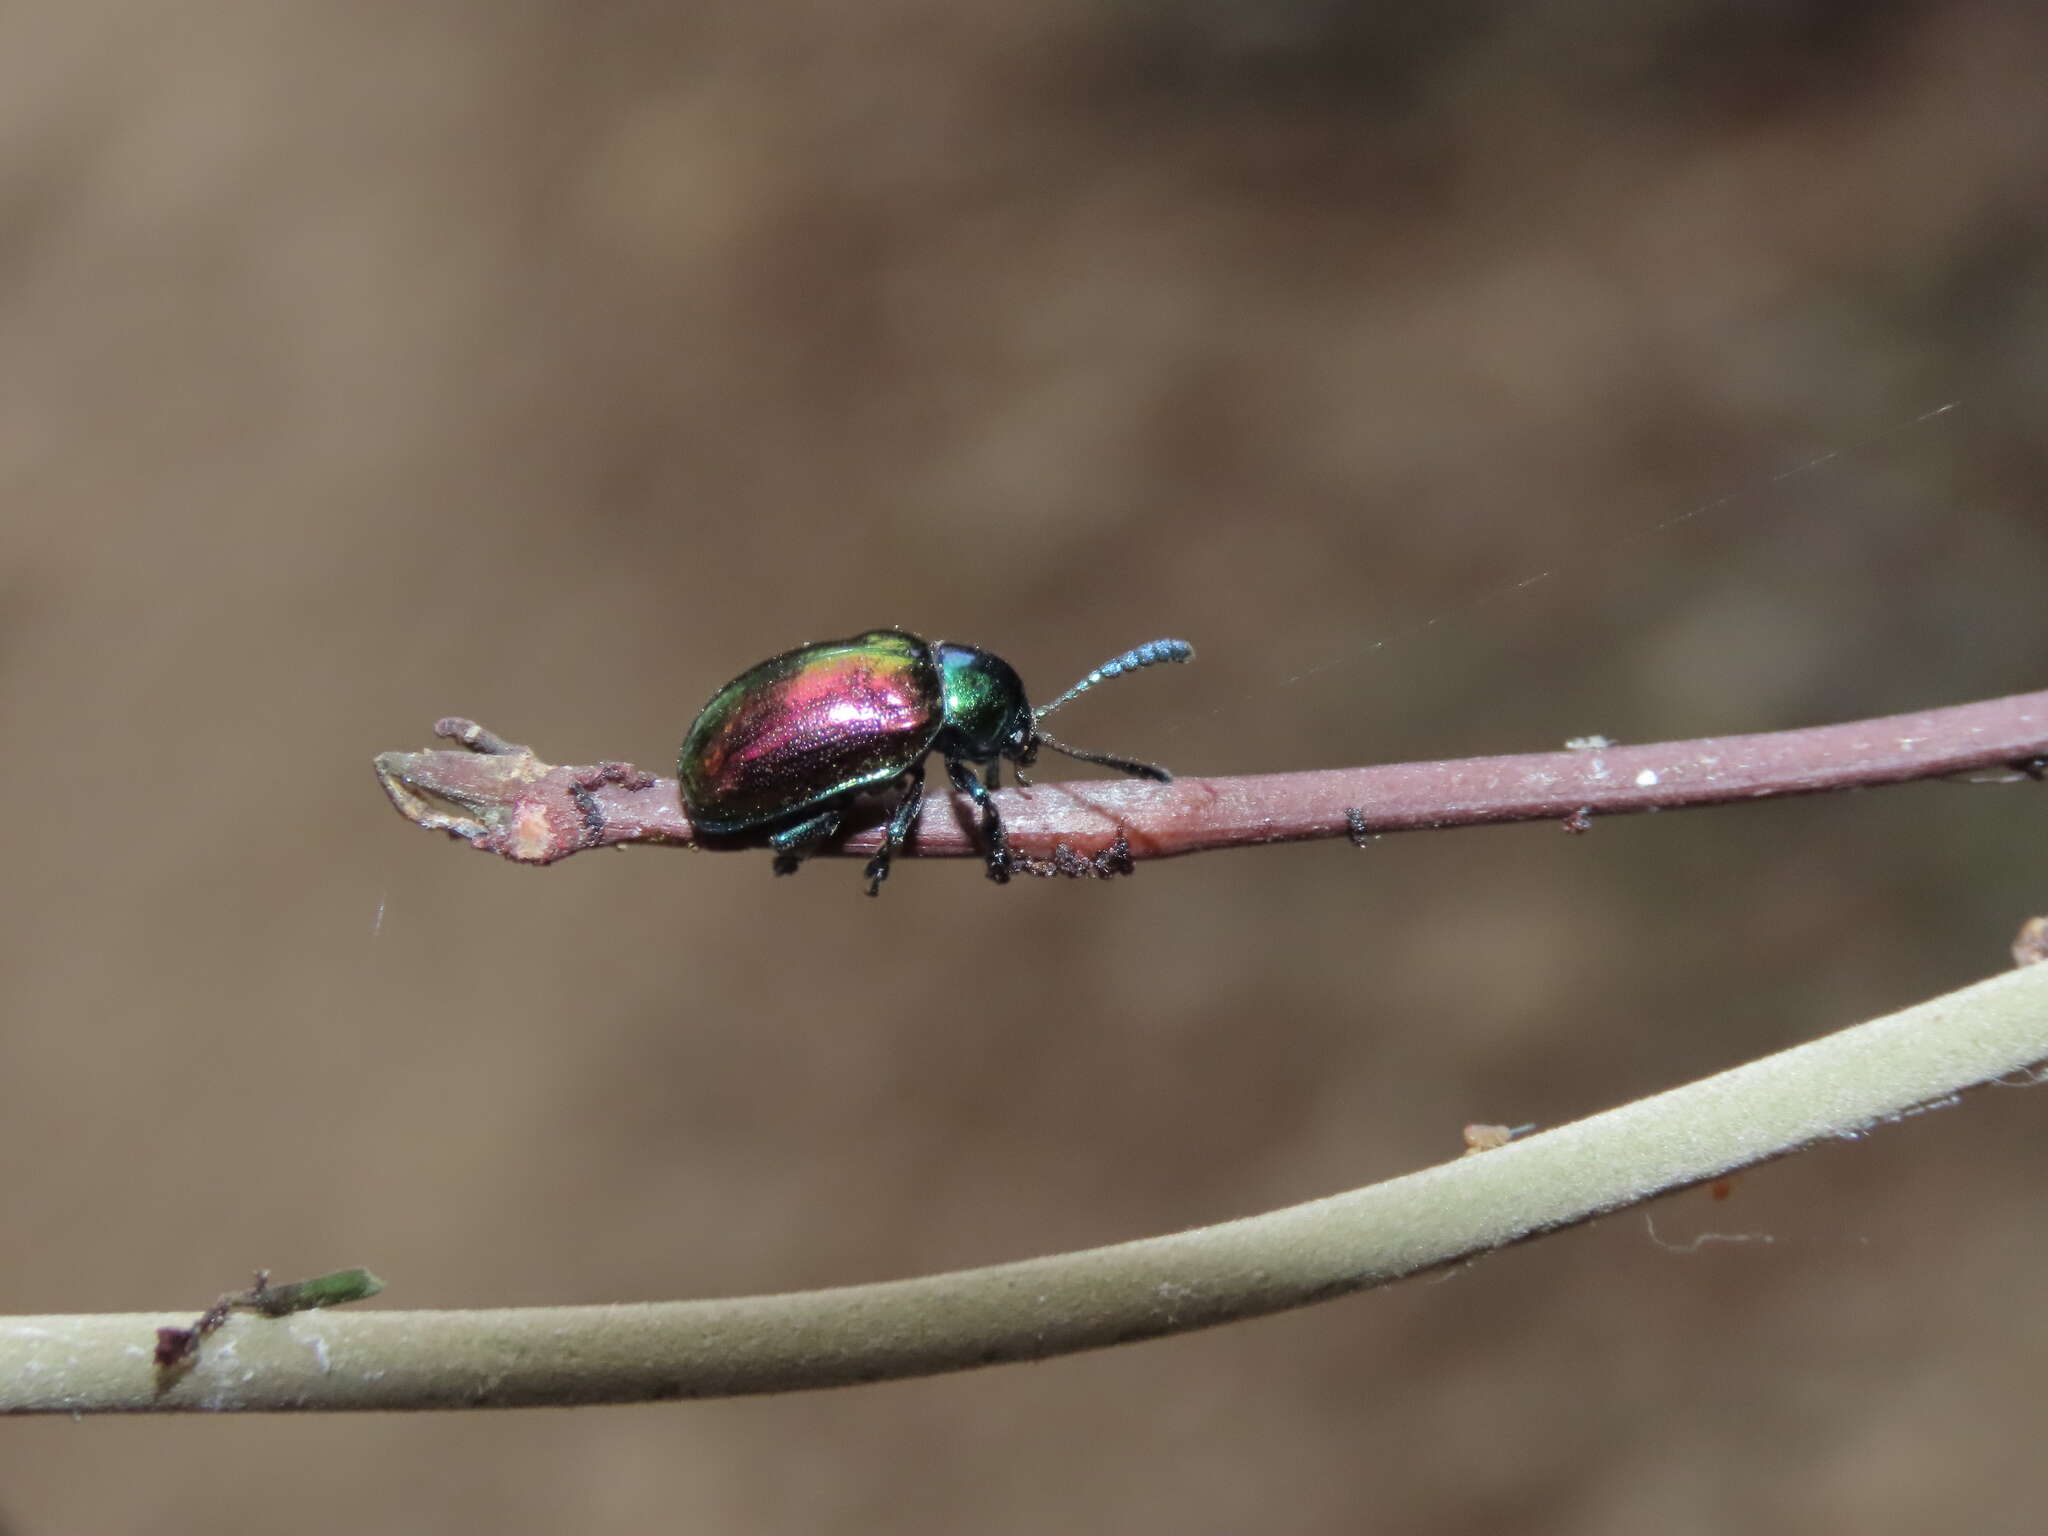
[374,690,2048,868]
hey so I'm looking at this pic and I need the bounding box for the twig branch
[373,690,2048,867]
[6,961,2046,1414]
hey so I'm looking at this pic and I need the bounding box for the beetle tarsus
[864,763,928,895]
[768,808,842,876]
[945,756,1009,883]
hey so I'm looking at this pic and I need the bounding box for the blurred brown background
[3,1,2046,1531]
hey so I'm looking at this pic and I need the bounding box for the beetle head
[934,643,1034,763]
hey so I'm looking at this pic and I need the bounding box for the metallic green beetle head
[933,643,1034,763]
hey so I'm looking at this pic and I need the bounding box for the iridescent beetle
[678,630,1194,894]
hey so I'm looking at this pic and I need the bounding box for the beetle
[677,630,1194,894]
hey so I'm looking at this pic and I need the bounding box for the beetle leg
[945,756,1009,883]
[864,761,927,897]
[768,808,843,876]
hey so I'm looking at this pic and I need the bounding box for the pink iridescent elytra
[680,631,942,833]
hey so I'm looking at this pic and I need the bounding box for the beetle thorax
[932,643,1033,763]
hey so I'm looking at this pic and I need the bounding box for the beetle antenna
[1035,638,1195,719]
[1032,731,1173,782]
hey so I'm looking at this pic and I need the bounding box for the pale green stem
[6,962,2045,1414]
